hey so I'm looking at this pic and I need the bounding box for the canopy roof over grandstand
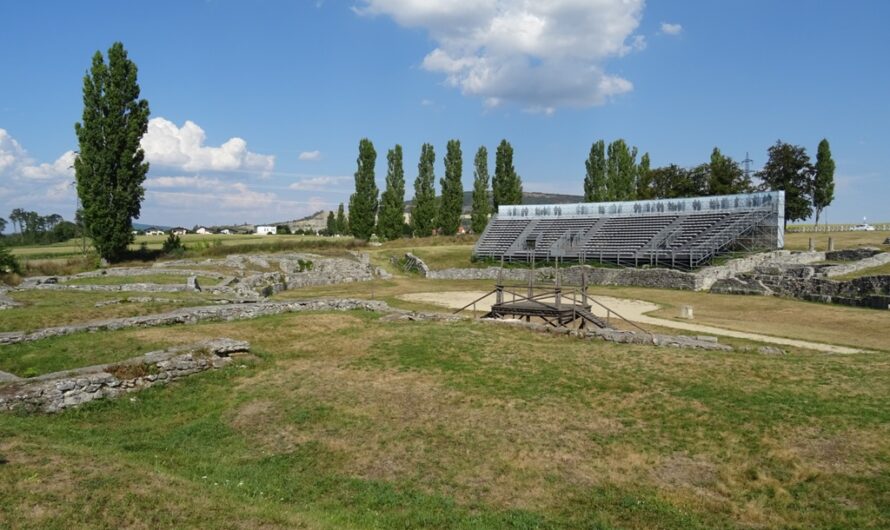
[475,191,784,269]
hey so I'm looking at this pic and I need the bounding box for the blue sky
[1,0,887,227]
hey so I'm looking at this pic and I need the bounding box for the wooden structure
[454,256,646,332]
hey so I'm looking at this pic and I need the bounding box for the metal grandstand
[474,191,784,269]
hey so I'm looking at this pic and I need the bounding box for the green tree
[336,203,348,235]
[411,143,437,237]
[438,139,464,236]
[377,145,406,240]
[636,152,652,200]
[813,138,835,226]
[0,217,6,236]
[708,147,751,196]
[347,138,378,240]
[74,42,150,262]
[757,140,814,228]
[0,243,20,274]
[9,209,25,238]
[470,146,491,234]
[326,211,336,235]
[584,140,607,202]
[493,139,523,209]
[605,139,637,201]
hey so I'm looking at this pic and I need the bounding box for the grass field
[0,290,214,333]
[2,230,889,529]
[1,311,888,529]
[783,230,890,251]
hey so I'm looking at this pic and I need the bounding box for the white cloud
[298,150,322,161]
[141,118,275,174]
[146,175,224,189]
[289,175,351,192]
[660,22,683,36]
[0,128,74,181]
[358,0,645,110]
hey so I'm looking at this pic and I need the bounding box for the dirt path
[397,291,866,354]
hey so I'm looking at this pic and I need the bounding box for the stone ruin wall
[0,339,250,413]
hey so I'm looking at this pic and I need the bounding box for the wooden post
[555,256,561,308]
[581,265,588,306]
[528,253,534,299]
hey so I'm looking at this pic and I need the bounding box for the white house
[256,225,277,235]
[219,228,233,235]
[145,228,165,236]
[195,227,211,235]
[171,227,188,236]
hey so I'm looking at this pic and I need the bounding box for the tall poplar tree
[493,139,523,209]
[326,211,336,235]
[470,146,491,233]
[584,140,607,202]
[438,139,464,235]
[377,145,406,240]
[74,42,150,262]
[411,143,437,237]
[813,138,835,226]
[636,152,652,200]
[336,203,348,235]
[605,139,637,201]
[348,139,378,240]
[757,140,814,228]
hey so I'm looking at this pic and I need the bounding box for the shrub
[0,244,21,275]
[162,233,185,255]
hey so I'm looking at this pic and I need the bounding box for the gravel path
[398,291,866,354]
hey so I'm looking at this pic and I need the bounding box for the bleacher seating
[474,192,783,269]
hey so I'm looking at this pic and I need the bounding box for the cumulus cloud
[289,175,351,192]
[0,128,75,181]
[660,22,683,36]
[298,150,322,161]
[141,118,275,174]
[358,0,645,111]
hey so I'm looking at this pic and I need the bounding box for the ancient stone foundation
[0,339,250,413]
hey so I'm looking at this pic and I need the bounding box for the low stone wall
[425,251,829,292]
[0,289,20,310]
[715,270,890,309]
[482,318,731,351]
[825,248,883,262]
[695,251,826,290]
[24,282,195,293]
[0,298,392,346]
[0,338,250,413]
[821,252,890,278]
[426,265,701,290]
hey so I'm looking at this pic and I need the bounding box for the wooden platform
[486,299,608,328]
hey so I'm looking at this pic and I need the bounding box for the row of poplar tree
[329,138,524,241]
[584,138,836,227]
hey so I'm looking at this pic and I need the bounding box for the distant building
[256,225,277,235]
[195,227,211,235]
[219,228,233,235]
[171,227,188,236]
[145,228,165,236]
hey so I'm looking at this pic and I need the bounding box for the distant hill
[405,191,584,213]
[133,222,172,231]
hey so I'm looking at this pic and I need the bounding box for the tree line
[329,138,523,240]
[0,209,80,245]
[584,138,835,227]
